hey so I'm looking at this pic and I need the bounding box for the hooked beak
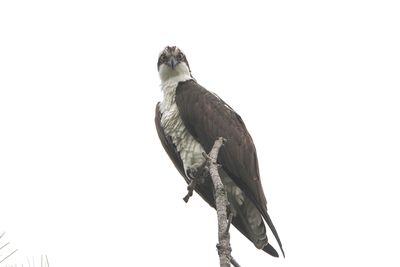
[166,56,178,69]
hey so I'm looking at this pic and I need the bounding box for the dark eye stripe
[159,53,168,62]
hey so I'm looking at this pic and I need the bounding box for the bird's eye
[177,53,184,60]
[160,54,166,61]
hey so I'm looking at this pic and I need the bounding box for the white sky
[1,0,399,266]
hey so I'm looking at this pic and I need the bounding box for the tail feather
[262,243,279,257]
[263,210,285,258]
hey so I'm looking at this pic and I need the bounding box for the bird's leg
[196,160,209,184]
[183,162,208,203]
[225,203,235,233]
[183,169,197,203]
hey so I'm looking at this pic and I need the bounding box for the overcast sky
[1,1,399,266]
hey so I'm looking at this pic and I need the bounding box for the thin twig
[0,249,18,264]
[226,213,233,233]
[0,242,10,250]
[230,257,241,267]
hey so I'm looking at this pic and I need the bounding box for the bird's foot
[182,164,208,203]
[183,176,197,203]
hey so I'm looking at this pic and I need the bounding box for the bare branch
[181,137,240,266]
[204,137,240,267]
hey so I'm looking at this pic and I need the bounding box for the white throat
[159,62,191,83]
[159,62,192,112]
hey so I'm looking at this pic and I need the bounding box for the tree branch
[203,137,240,267]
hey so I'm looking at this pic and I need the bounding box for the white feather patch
[159,73,205,174]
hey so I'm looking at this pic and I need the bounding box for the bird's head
[158,46,192,82]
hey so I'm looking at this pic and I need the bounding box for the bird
[154,46,284,257]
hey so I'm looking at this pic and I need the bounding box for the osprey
[155,46,284,257]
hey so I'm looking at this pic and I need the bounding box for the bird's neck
[160,74,192,110]
[160,73,192,86]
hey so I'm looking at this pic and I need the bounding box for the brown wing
[175,80,284,256]
[175,80,267,210]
